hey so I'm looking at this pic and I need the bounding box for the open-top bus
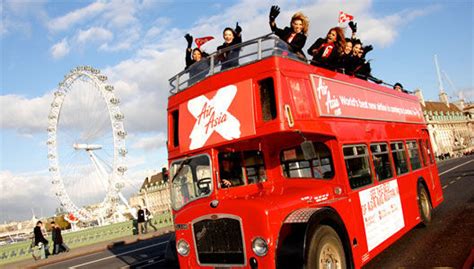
[166,35,443,269]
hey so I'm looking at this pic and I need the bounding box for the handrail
[168,34,303,95]
[0,211,174,266]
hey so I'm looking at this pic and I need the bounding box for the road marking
[449,180,456,184]
[439,159,474,176]
[120,256,165,269]
[69,241,167,268]
[137,258,165,269]
[442,185,448,189]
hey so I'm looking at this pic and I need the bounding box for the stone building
[415,89,472,159]
[129,171,171,214]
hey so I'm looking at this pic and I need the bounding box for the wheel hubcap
[320,243,341,269]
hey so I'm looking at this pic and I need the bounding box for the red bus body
[167,36,443,269]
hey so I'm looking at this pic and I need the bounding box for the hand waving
[348,21,357,33]
[184,33,193,48]
[235,22,242,35]
[269,5,280,22]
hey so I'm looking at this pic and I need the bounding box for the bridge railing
[0,211,173,266]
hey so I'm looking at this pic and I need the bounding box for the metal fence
[0,212,173,266]
[168,34,304,95]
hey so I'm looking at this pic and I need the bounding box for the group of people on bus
[268,5,378,82]
[184,5,401,88]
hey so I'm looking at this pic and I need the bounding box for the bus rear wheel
[417,182,432,226]
[306,225,346,269]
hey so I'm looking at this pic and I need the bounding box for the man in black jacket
[33,221,50,258]
[51,221,70,254]
[137,206,146,236]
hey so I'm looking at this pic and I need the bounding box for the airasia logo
[187,85,241,150]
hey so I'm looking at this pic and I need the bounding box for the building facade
[415,89,473,159]
[129,171,171,215]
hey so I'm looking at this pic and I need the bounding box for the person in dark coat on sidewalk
[269,5,308,59]
[137,206,146,236]
[216,23,242,70]
[33,221,50,258]
[51,221,70,254]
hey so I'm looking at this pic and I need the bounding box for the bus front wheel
[306,225,346,269]
[417,182,432,226]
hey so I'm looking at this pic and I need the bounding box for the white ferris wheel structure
[47,66,131,223]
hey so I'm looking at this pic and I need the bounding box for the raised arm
[185,33,193,68]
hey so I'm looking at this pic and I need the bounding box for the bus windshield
[170,154,212,209]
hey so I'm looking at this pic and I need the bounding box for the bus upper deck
[167,34,425,157]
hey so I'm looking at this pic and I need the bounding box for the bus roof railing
[168,34,304,95]
[168,34,409,95]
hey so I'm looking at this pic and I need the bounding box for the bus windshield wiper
[171,157,191,183]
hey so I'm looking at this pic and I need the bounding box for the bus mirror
[301,141,316,160]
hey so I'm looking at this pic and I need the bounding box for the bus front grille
[193,217,245,265]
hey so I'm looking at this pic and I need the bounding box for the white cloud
[131,134,167,151]
[0,170,57,222]
[102,0,139,29]
[47,1,106,32]
[50,38,70,59]
[1,1,49,37]
[99,26,140,52]
[0,94,51,134]
[77,27,113,44]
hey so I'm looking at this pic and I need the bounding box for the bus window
[280,142,334,179]
[418,139,428,167]
[219,152,244,188]
[343,145,372,189]
[172,110,179,147]
[259,78,277,121]
[424,139,435,164]
[391,142,409,175]
[407,141,422,170]
[219,150,267,188]
[370,143,393,181]
[243,151,266,184]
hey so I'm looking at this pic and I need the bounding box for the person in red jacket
[307,27,346,70]
[269,5,309,60]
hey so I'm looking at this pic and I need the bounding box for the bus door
[420,129,436,189]
[342,144,375,261]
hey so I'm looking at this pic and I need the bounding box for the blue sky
[1,0,473,222]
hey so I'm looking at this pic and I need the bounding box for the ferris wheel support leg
[87,150,109,191]
[118,192,137,219]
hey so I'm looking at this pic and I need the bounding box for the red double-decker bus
[166,35,443,269]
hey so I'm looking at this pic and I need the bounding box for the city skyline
[1,0,473,222]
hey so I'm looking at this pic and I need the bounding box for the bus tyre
[306,225,346,269]
[417,182,432,226]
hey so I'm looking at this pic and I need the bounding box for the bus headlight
[177,239,190,256]
[252,237,268,256]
